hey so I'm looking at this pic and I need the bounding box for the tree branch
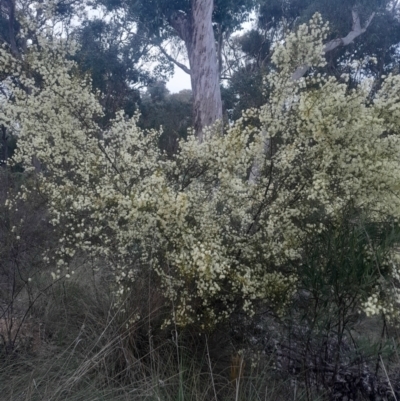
[323,9,375,52]
[291,9,376,80]
[157,45,191,75]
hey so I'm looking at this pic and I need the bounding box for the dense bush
[1,13,400,336]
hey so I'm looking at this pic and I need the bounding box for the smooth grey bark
[169,0,223,141]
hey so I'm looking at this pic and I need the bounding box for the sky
[166,63,191,93]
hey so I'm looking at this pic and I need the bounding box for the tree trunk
[169,0,223,140]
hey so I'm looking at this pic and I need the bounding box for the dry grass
[0,266,325,401]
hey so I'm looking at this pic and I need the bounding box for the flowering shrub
[1,13,400,329]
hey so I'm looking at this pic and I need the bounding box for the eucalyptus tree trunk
[169,0,223,140]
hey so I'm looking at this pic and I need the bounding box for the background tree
[221,0,400,118]
[72,17,172,126]
[258,0,400,82]
[95,0,258,138]
[221,29,271,121]
[139,83,193,154]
